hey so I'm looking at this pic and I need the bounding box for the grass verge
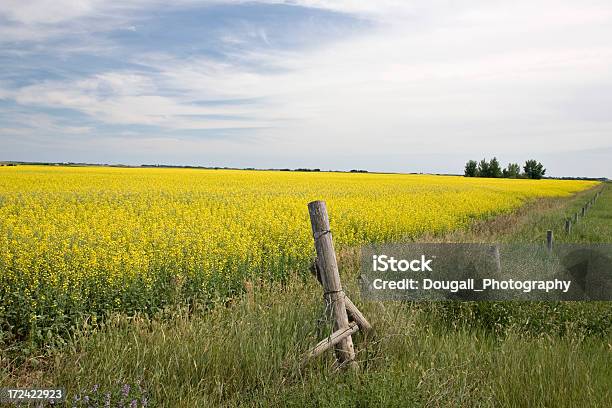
[1,183,611,407]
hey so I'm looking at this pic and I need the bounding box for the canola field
[0,166,597,349]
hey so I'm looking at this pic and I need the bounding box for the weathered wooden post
[546,230,553,252]
[581,206,586,217]
[310,261,372,332]
[489,245,501,274]
[308,200,356,367]
[573,213,578,224]
[565,219,572,234]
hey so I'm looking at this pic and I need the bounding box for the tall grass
[36,278,611,407]
[2,184,610,407]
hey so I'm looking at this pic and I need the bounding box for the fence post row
[553,186,604,241]
[306,200,371,368]
[546,230,553,252]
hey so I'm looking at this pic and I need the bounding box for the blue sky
[1,1,611,177]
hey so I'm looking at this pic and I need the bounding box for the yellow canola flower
[0,165,598,340]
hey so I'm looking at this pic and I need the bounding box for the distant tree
[503,163,521,178]
[523,160,546,179]
[464,160,478,177]
[477,159,491,177]
[489,157,503,178]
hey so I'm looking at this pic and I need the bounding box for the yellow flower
[0,165,597,337]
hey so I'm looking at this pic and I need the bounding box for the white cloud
[114,1,612,156]
[1,0,611,175]
[8,72,278,129]
[0,0,98,24]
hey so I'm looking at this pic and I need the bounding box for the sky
[1,0,611,177]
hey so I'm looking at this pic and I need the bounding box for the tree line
[464,158,546,179]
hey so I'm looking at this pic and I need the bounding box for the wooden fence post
[489,245,501,274]
[310,262,372,332]
[581,206,586,217]
[565,219,571,234]
[573,213,578,224]
[546,230,553,252]
[308,201,356,367]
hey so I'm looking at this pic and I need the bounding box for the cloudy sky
[1,1,611,177]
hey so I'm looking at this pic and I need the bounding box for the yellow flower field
[0,165,597,347]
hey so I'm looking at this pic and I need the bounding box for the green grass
[2,183,611,407]
[9,282,609,407]
[502,183,610,243]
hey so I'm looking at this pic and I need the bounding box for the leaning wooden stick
[305,322,360,360]
[344,296,372,333]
